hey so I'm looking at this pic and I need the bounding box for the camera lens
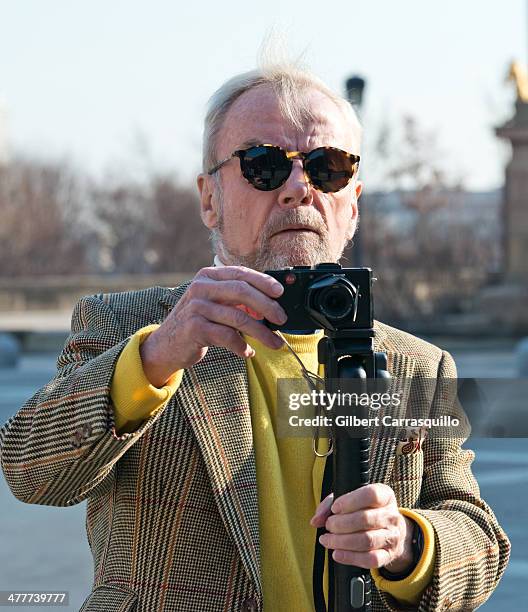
[315,284,354,320]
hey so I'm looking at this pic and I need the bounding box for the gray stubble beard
[211,211,345,272]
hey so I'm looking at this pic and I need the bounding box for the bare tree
[147,174,212,272]
[89,171,211,274]
[0,158,90,277]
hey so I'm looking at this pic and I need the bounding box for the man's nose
[277,159,313,208]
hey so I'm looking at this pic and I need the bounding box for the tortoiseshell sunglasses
[208,144,360,193]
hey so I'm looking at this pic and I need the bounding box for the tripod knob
[350,576,365,608]
[375,352,391,392]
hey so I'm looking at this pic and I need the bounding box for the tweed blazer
[0,282,510,612]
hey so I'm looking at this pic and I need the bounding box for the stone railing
[0,274,192,312]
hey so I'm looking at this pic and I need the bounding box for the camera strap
[313,453,334,612]
[274,329,335,610]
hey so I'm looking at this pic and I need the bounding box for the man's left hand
[310,483,415,573]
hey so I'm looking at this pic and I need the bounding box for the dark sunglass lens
[240,146,291,191]
[306,148,355,193]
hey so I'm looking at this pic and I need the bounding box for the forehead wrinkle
[219,112,292,157]
[234,129,348,155]
[297,121,346,152]
[237,136,299,150]
[237,138,263,149]
[238,115,346,152]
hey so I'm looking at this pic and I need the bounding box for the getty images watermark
[276,377,528,439]
[287,388,460,430]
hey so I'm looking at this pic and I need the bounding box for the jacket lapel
[159,284,262,594]
[369,327,417,484]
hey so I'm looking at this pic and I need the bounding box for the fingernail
[331,503,340,513]
[272,282,284,296]
[319,534,327,545]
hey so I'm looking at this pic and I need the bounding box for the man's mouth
[272,226,320,236]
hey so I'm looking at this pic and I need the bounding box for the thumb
[310,493,334,528]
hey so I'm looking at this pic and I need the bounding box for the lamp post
[345,76,366,267]
[346,76,366,110]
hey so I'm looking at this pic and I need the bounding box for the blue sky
[0,0,525,190]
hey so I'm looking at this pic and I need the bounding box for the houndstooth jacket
[0,282,511,612]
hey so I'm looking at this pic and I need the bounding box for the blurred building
[362,188,500,239]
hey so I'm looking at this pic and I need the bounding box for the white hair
[202,61,362,173]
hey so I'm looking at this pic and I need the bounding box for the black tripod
[315,329,390,612]
[263,262,389,611]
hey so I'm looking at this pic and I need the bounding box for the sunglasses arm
[208,153,237,175]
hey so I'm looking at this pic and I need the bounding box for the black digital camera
[264,263,373,332]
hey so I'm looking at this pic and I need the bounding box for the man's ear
[351,179,363,220]
[354,179,363,202]
[197,173,219,229]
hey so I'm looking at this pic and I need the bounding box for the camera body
[264,263,373,332]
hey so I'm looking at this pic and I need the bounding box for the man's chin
[217,234,337,272]
[254,247,336,271]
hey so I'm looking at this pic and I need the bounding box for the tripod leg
[331,357,372,611]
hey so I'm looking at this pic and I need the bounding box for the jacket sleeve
[111,324,183,435]
[378,350,511,612]
[0,294,171,507]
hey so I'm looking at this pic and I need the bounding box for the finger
[325,508,386,534]
[199,265,284,298]
[235,304,264,320]
[188,278,287,326]
[331,548,392,569]
[331,484,395,514]
[310,493,334,527]
[319,528,398,553]
[198,319,255,359]
[193,300,283,350]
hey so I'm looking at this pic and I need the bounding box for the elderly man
[0,64,510,612]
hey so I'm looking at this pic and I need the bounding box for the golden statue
[507,60,528,102]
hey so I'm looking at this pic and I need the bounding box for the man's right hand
[139,266,287,387]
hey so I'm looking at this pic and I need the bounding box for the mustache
[263,209,327,240]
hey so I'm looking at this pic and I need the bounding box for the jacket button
[70,430,83,448]
[442,597,452,609]
[82,423,92,438]
[242,597,258,612]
